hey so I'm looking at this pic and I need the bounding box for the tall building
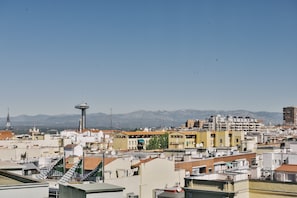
[283,106,297,126]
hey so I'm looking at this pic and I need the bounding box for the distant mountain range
[0,109,282,130]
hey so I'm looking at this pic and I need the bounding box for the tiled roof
[179,131,198,135]
[120,131,167,136]
[0,130,14,140]
[131,157,157,168]
[275,164,297,173]
[65,156,117,170]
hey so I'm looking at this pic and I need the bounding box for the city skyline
[0,1,296,116]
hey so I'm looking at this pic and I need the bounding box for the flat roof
[0,170,46,186]
[0,161,25,170]
[66,183,125,193]
[0,175,23,185]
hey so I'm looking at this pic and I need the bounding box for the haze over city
[0,0,296,116]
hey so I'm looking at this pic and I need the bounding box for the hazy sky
[0,0,296,116]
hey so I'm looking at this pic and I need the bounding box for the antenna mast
[110,108,113,130]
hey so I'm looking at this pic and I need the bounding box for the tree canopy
[146,133,168,150]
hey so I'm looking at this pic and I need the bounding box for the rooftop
[187,173,249,182]
[120,131,167,136]
[0,170,46,186]
[0,161,25,170]
[0,130,14,140]
[275,164,297,173]
[64,182,124,193]
[66,156,117,170]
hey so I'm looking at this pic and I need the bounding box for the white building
[107,157,185,198]
[64,144,83,158]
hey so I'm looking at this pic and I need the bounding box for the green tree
[146,133,169,150]
[159,133,169,149]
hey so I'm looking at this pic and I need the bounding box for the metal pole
[102,151,105,183]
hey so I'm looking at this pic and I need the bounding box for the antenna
[110,108,113,130]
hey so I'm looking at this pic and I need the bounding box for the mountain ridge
[0,109,282,130]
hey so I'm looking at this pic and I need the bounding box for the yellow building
[196,131,212,148]
[168,131,196,149]
[184,173,249,198]
[168,131,244,150]
[249,179,297,197]
[229,131,245,147]
[214,131,229,147]
[113,131,166,150]
[184,175,297,198]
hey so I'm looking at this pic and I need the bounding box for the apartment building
[186,115,264,132]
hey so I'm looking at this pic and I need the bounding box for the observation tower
[75,102,89,132]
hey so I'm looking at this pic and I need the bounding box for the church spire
[6,108,12,130]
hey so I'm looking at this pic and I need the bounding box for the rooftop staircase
[80,161,102,182]
[35,157,63,180]
[59,159,82,184]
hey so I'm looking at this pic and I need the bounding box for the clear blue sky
[0,0,296,116]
